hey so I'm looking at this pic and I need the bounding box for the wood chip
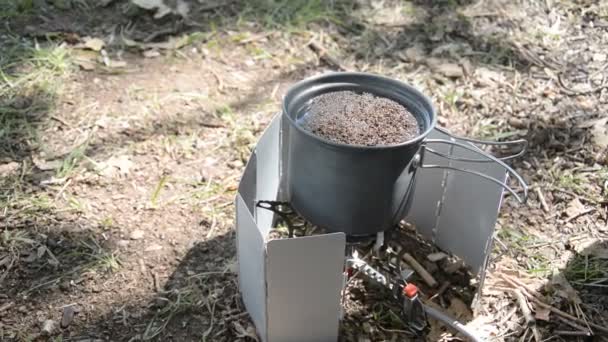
[61,305,76,328]
[427,252,448,262]
[402,253,438,287]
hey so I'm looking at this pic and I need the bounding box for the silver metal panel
[405,129,453,240]
[255,115,282,236]
[239,152,257,214]
[236,194,268,341]
[277,114,291,202]
[433,142,507,274]
[266,233,346,342]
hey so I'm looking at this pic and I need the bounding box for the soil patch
[299,91,419,146]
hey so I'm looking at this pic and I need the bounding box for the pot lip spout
[281,71,437,151]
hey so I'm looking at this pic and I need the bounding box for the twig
[238,32,275,45]
[430,282,450,301]
[558,74,608,96]
[200,122,225,128]
[224,312,248,321]
[565,208,597,223]
[519,328,529,342]
[534,187,549,213]
[50,115,72,128]
[209,67,224,92]
[144,25,180,43]
[555,315,590,333]
[402,253,438,287]
[550,187,602,205]
[513,289,541,342]
[0,301,14,313]
[500,274,608,335]
[152,272,160,292]
[554,330,593,337]
[55,178,72,201]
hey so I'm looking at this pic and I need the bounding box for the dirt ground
[1,0,607,341]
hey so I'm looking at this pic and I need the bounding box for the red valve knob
[403,283,418,298]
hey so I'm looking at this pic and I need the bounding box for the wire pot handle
[433,126,528,162]
[418,139,529,203]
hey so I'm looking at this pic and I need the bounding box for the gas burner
[235,72,529,342]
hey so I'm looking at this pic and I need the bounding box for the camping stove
[235,73,529,342]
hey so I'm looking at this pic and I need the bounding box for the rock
[435,63,464,78]
[428,58,464,78]
[41,319,56,336]
[508,117,527,129]
[129,230,145,240]
[143,50,161,58]
[61,305,76,328]
[427,252,448,262]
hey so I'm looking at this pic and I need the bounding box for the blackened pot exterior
[282,73,437,236]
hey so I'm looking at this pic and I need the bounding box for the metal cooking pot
[282,72,527,237]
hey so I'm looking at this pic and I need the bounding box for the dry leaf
[578,239,608,259]
[131,0,172,19]
[37,246,46,258]
[535,306,551,321]
[565,198,585,219]
[551,273,581,304]
[97,155,134,178]
[0,162,20,176]
[83,37,105,51]
[590,118,608,148]
[72,50,99,71]
[428,58,464,78]
[475,67,505,86]
[401,45,425,63]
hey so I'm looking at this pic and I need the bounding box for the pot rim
[282,71,438,151]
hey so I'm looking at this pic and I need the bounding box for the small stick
[238,32,274,44]
[501,274,608,335]
[554,330,593,337]
[513,289,541,342]
[402,253,438,287]
[429,282,450,301]
[209,68,224,92]
[555,315,590,333]
[534,187,549,213]
[565,208,597,223]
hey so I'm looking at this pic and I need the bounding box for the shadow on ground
[3,0,545,73]
[60,230,246,342]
